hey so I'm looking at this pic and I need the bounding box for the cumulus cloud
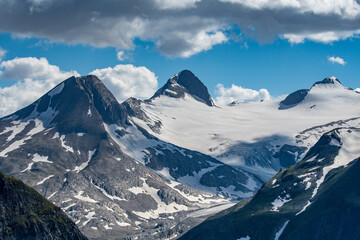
[215,83,271,105]
[0,47,6,61]
[89,64,158,102]
[158,30,227,58]
[0,0,359,57]
[282,30,360,44]
[328,56,346,65]
[0,57,79,117]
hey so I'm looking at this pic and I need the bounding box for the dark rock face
[180,128,360,240]
[279,89,309,109]
[0,171,87,240]
[142,145,257,198]
[274,144,307,168]
[151,70,215,106]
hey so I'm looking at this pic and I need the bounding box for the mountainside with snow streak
[0,75,258,239]
[181,126,360,240]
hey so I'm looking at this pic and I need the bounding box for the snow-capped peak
[311,76,342,89]
[151,70,215,106]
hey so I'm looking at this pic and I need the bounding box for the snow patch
[87,107,92,116]
[62,203,76,211]
[48,82,64,97]
[116,221,131,227]
[271,194,291,212]
[296,201,311,216]
[61,199,72,204]
[104,224,112,230]
[0,120,45,157]
[47,191,57,200]
[59,135,74,153]
[74,191,98,203]
[73,149,96,173]
[130,178,188,219]
[237,236,250,240]
[36,175,54,185]
[274,220,289,240]
[82,211,96,227]
[21,154,52,172]
[92,182,126,202]
[2,121,28,142]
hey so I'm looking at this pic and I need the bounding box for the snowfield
[134,80,360,181]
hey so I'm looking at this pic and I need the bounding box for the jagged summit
[151,70,215,106]
[311,76,342,89]
[3,75,129,128]
[312,76,341,85]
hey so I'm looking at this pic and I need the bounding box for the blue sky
[1,32,358,95]
[0,0,359,116]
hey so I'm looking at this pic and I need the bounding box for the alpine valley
[1,70,360,239]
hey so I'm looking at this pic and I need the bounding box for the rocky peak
[3,75,129,129]
[279,76,347,109]
[151,70,215,106]
[311,76,342,89]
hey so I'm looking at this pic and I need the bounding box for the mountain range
[0,70,360,239]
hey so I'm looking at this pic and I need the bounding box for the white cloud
[0,57,79,117]
[89,64,158,102]
[0,47,7,61]
[1,1,360,57]
[220,0,360,19]
[215,83,271,105]
[328,56,346,65]
[355,88,360,93]
[154,0,201,9]
[117,50,126,61]
[161,30,228,58]
[282,30,360,44]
